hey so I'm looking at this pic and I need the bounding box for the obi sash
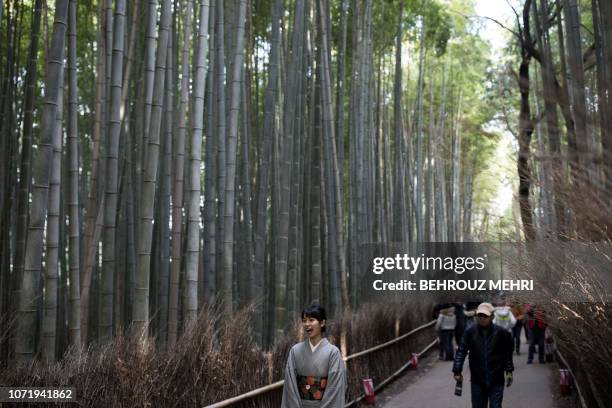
[297,375,328,400]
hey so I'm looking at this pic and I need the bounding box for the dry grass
[502,239,612,406]
[0,302,434,407]
[502,175,612,407]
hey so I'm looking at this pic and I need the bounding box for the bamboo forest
[0,0,611,406]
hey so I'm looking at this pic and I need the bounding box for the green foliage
[420,0,452,56]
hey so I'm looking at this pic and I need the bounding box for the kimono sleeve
[281,347,302,408]
[320,347,347,408]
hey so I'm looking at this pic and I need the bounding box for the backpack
[527,308,546,329]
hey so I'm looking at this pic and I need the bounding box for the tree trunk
[13,0,43,350]
[451,96,462,242]
[142,0,158,158]
[240,72,255,309]
[222,0,246,316]
[535,0,562,237]
[80,0,106,343]
[275,0,306,339]
[66,0,81,348]
[185,0,210,325]
[16,0,69,363]
[562,0,589,184]
[595,0,612,203]
[517,2,536,241]
[318,0,348,311]
[134,0,172,338]
[42,54,65,363]
[214,0,226,310]
[415,18,426,242]
[252,0,283,344]
[156,18,173,346]
[168,0,193,348]
[100,0,126,342]
[393,0,408,244]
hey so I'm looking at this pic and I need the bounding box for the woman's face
[302,316,325,339]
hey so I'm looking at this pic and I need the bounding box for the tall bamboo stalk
[16,0,69,362]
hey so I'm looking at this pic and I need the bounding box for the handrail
[344,338,438,407]
[345,320,436,361]
[204,380,285,408]
[555,348,587,408]
[204,319,437,408]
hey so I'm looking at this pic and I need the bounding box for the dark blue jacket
[452,323,514,386]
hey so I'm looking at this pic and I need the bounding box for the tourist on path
[510,302,525,354]
[452,302,514,408]
[493,303,516,333]
[436,306,457,361]
[525,304,547,364]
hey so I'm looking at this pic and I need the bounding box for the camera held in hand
[454,379,463,396]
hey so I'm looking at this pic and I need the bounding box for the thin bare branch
[448,8,520,40]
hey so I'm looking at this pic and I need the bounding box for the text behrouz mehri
[372,279,534,291]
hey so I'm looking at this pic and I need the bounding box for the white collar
[309,338,323,352]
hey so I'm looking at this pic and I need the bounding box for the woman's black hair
[301,304,327,332]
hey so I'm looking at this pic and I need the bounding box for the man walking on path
[525,304,547,364]
[452,302,514,408]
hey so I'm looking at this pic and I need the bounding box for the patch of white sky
[474,0,518,58]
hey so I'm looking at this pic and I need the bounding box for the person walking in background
[436,306,457,361]
[493,303,516,333]
[281,304,347,407]
[510,302,525,355]
[523,303,533,344]
[433,302,452,359]
[525,304,547,364]
[453,302,514,408]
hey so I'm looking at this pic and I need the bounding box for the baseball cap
[476,302,495,316]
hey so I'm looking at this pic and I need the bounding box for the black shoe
[527,360,533,364]
[539,360,546,364]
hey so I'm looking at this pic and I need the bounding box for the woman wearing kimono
[281,305,347,407]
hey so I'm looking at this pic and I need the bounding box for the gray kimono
[281,338,347,407]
